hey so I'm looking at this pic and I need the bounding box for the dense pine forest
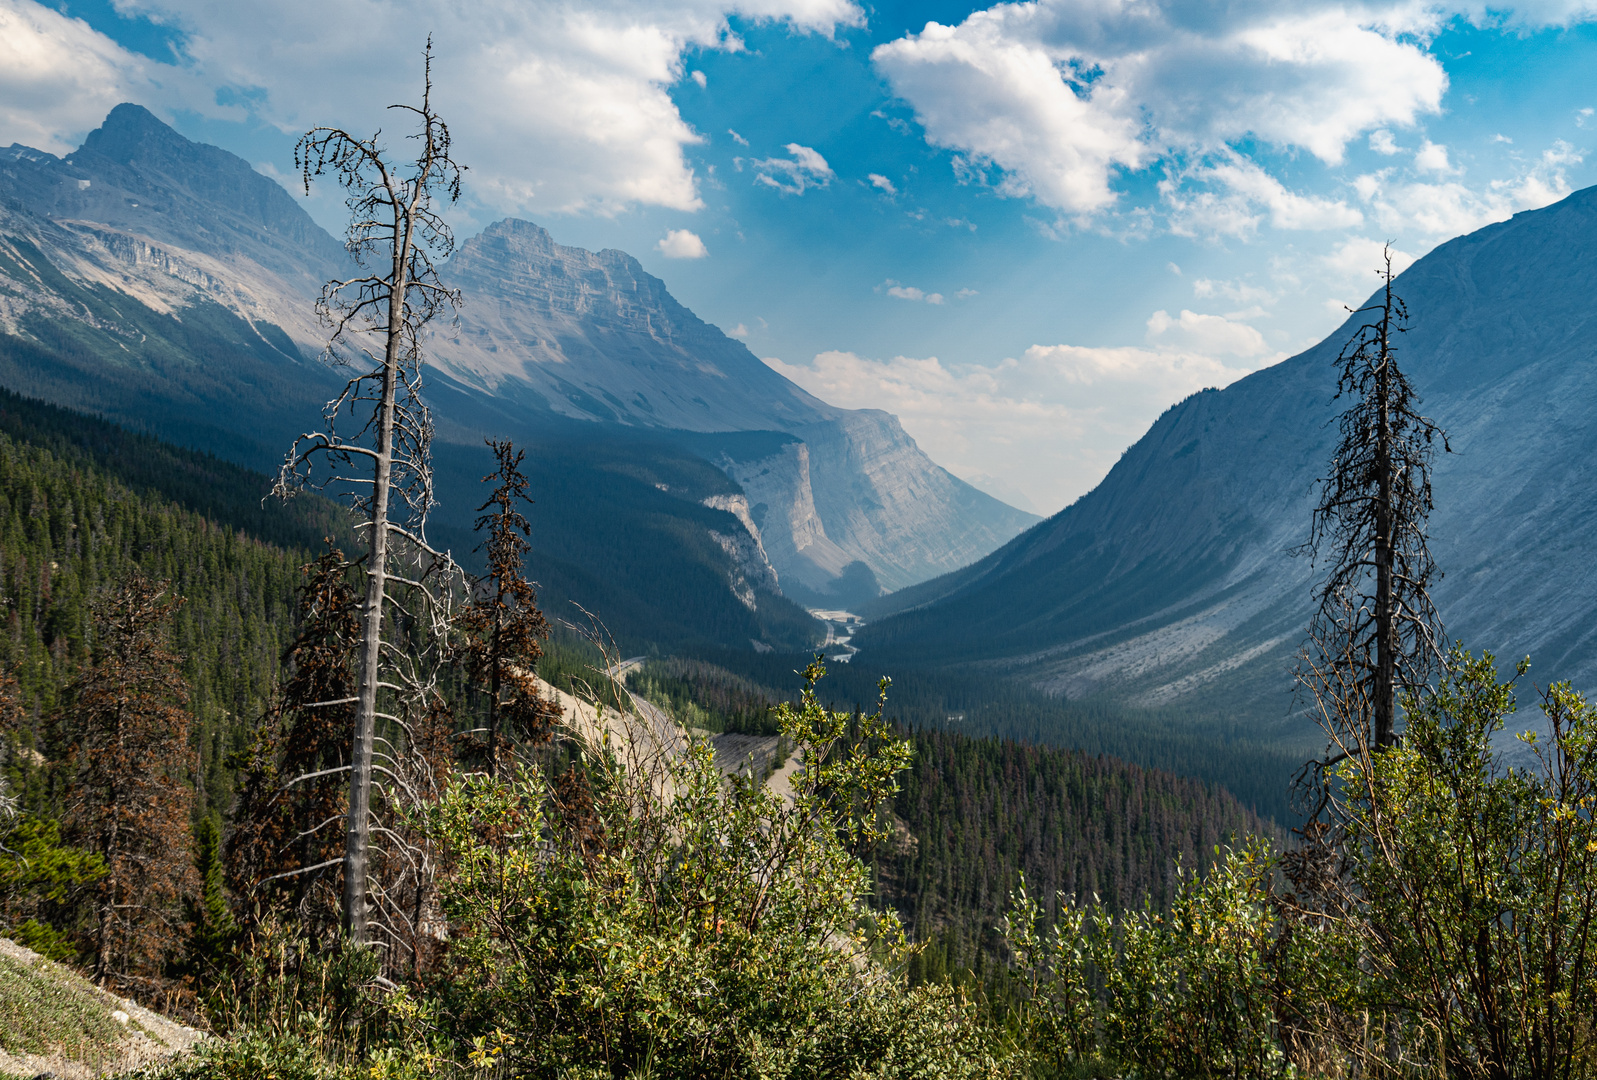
[0,392,341,825]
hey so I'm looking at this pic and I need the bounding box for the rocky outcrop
[702,493,781,609]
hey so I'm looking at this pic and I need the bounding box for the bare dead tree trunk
[279,40,463,946]
[1373,272,1396,749]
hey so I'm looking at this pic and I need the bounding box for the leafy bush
[417,660,1006,1078]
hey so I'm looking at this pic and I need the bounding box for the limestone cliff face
[701,493,781,610]
[434,219,1041,597]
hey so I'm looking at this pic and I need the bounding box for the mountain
[860,184,1597,725]
[428,217,1037,597]
[0,104,1035,647]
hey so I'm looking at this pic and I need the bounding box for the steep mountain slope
[862,184,1597,720]
[431,218,1037,595]
[0,105,1034,623]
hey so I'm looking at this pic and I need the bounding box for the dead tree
[1297,245,1448,766]
[456,440,559,774]
[276,41,463,945]
[64,573,198,986]
[227,547,360,947]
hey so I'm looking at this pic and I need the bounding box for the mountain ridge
[0,103,1035,640]
[862,183,1597,721]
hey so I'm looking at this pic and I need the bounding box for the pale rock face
[702,493,782,609]
[717,441,854,594]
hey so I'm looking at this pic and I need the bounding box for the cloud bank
[872,0,1593,235]
[0,0,862,215]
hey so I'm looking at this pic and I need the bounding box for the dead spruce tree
[1297,245,1448,784]
[456,440,559,774]
[64,573,197,986]
[276,42,463,946]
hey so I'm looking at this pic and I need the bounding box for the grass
[0,948,129,1068]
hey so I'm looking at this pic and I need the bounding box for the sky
[3,0,1595,515]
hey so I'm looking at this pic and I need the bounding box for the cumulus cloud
[1354,139,1583,238]
[1163,152,1365,237]
[1413,139,1453,174]
[657,228,708,257]
[752,142,835,194]
[690,69,707,88]
[884,280,943,303]
[867,172,897,195]
[12,0,860,215]
[872,0,1451,218]
[765,311,1275,511]
[1144,309,1271,358]
[0,0,192,154]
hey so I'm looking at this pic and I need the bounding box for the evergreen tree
[63,572,197,985]
[227,547,359,946]
[456,440,557,773]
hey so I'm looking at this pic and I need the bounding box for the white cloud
[1164,152,1364,237]
[885,281,944,303]
[1578,107,1594,128]
[872,0,1450,217]
[1413,139,1453,174]
[727,322,751,338]
[1354,139,1583,237]
[867,172,897,195]
[1144,309,1272,358]
[29,0,862,216]
[728,128,749,145]
[752,142,835,194]
[1192,278,1274,306]
[0,0,196,154]
[657,228,708,258]
[956,287,978,299]
[1369,128,1400,155]
[764,310,1275,511]
[690,69,707,88]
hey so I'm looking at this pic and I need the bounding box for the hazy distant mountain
[429,217,1038,596]
[0,103,1035,647]
[861,184,1597,722]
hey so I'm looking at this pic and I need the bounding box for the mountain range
[0,104,1035,650]
[860,183,1597,729]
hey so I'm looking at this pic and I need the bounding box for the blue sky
[3,0,1594,513]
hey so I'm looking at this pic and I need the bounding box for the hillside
[0,936,201,1078]
[860,183,1597,726]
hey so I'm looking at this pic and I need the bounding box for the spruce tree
[1299,246,1447,755]
[64,572,197,984]
[456,440,558,773]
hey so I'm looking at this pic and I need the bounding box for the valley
[0,82,1594,1078]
